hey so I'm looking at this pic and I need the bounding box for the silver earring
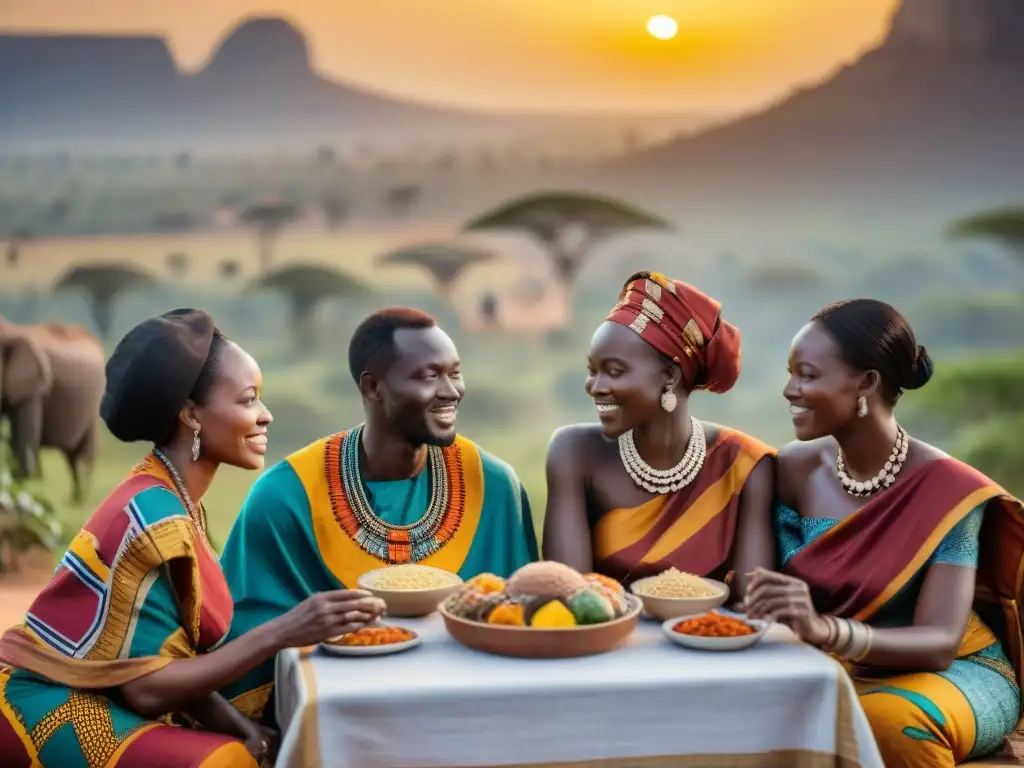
[191,428,201,462]
[857,396,868,418]
[661,389,678,413]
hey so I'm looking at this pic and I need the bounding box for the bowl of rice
[357,564,464,617]
[629,568,729,620]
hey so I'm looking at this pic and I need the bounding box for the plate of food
[661,610,767,651]
[357,563,464,617]
[629,568,729,620]
[319,625,422,657]
[439,562,641,659]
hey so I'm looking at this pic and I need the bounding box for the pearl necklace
[153,448,208,533]
[618,417,707,494]
[835,425,909,498]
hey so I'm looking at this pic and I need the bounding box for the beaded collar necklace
[325,425,465,564]
[150,448,209,534]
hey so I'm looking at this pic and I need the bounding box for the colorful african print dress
[592,427,774,585]
[218,431,539,723]
[0,455,254,768]
[776,458,1024,768]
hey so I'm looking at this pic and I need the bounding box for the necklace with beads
[618,417,707,494]
[152,448,209,533]
[835,425,909,498]
[325,425,465,564]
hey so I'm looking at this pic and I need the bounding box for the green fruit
[568,588,616,625]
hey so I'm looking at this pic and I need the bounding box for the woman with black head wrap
[743,299,1024,767]
[0,309,385,767]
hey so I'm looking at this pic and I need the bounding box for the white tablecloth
[275,615,883,768]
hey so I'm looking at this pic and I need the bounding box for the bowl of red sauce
[662,610,767,651]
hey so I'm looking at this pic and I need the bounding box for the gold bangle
[833,617,851,654]
[848,621,873,663]
[823,616,837,649]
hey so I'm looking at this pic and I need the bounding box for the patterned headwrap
[605,271,741,394]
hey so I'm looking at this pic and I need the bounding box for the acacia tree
[241,200,300,272]
[948,207,1024,262]
[375,242,495,301]
[249,264,369,350]
[52,263,158,340]
[461,191,672,287]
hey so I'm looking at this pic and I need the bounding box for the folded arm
[120,605,283,719]
[844,562,974,671]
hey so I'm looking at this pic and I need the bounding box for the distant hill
[600,0,1024,219]
[0,18,710,152]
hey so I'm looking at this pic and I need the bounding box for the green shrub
[907,352,1024,430]
[0,443,63,572]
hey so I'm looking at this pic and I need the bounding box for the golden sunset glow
[0,0,901,112]
[647,15,679,41]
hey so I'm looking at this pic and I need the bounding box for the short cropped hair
[348,307,437,384]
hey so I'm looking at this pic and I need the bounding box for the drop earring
[191,428,201,462]
[857,396,868,418]
[660,389,678,413]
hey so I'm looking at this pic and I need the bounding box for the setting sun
[646,14,679,41]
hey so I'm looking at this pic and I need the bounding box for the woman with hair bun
[0,309,385,767]
[543,271,775,597]
[744,298,1024,767]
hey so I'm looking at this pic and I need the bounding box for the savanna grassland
[2,153,1023,555]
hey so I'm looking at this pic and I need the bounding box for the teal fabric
[127,570,190,658]
[218,440,537,718]
[773,502,1020,759]
[776,504,983,572]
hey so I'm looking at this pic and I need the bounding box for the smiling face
[377,325,464,447]
[585,321,676,438]
[783,322,865,441]
[192,341,272,470]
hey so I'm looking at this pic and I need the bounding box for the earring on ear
[857,396,868,418]
[661,388,678,413]
[191,427,201,462]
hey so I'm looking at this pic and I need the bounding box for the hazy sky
[0,0,900,112]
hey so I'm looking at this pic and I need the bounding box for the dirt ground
[0,549,53,630]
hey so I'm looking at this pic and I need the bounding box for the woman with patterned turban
[0,309,385,767]
[543,271,775,598]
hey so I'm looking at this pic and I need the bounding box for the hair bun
[905,344,934,390]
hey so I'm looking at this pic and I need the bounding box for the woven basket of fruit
[439,562,641,658]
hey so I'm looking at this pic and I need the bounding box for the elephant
[0,317,106,503]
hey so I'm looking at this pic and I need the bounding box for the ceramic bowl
[629,576,730,620]
[439,595,642,659]
[661,611,767,651]
[357,565,463,618]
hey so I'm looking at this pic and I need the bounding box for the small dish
[661,611,767,651]
[629,576,729,620]
[319,631,421,657]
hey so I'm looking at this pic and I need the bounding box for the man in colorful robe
[219,307,539,722]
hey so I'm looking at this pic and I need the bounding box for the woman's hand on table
[271,589,388,648]
[744,568,830,647]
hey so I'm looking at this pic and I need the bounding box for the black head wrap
[100,309,217,443]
